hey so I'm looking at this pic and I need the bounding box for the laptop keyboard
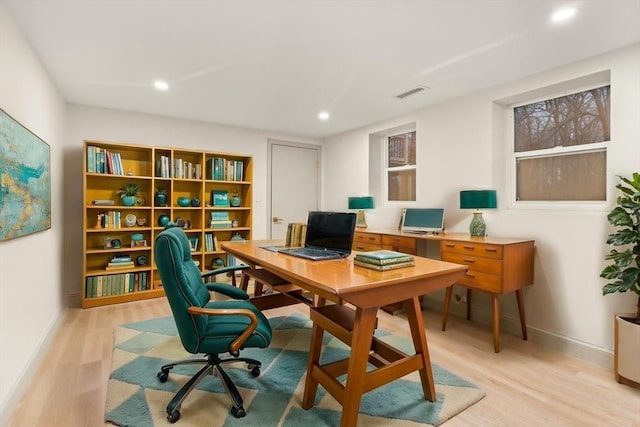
[280,247,345,260]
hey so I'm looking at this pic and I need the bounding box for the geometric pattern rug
[105,313,485,426]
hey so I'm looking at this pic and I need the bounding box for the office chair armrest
[187,306,258,353]
[205,283,249,300]
[202,265,250,287]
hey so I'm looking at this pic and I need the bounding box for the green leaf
[600,264,620,279]
[607,207,634,227]
[618,267,640,285]
[607,229,639,246]
[604,249,633,267]
[603,282,631,295]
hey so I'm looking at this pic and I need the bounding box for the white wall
[64,105,321,298]
[0,2,67,419]
[323,44,640,363]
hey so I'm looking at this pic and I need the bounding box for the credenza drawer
[456,270,503,293]
[441,240,503,259]
[441,252,503,276]
[353,242,382,252]
[381,235,417,254]
[354,232,381,245]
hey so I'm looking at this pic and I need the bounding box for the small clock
[124,213,137,227]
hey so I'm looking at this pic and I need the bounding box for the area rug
[105,313,485,426]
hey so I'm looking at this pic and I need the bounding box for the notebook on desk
[278,211,357,261]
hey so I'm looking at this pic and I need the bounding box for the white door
[269,140,320,239]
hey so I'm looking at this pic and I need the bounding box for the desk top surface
[359,228,535,245]
[223,240,466,307]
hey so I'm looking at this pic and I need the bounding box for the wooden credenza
[353,228,535,352]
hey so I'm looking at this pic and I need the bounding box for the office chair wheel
[250,367,261,377]
[157,369,169,383]
[231,406,246,418]
[167,410,180,423]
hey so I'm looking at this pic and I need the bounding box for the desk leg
[405,296,436,401]
[492,294,500,353]
[441,286,453,331]
[340,307,378,427]
[516,289,528,340]
[301,322,324,409]
[467,288,472,320]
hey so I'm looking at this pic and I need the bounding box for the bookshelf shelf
[82,141,253,308]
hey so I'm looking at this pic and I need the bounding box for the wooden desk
[222,240,466,427]
[353,229,535,352]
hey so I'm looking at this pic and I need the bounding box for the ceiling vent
[395,86,428,99]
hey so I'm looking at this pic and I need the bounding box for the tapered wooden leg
[301,323,325,409]
[405,297,436,401]
[492,294,500,353]
[442,286,453,331]
[516,289,528,340]
[466,288,472,320]
[340,307,378,427]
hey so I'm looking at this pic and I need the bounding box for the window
[512,85,610,203]
[386,130,416,201]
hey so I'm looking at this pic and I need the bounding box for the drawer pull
[367,237,376,241]
[485,248,497,252]
[445,244,455,248]
[463,259,476,263]
[355,246,365,250]
[465,273,476,278]
[463,246,475,250]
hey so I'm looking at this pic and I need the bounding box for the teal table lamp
[348,196,375,228]
[460,190,497,237]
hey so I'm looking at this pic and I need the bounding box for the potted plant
[117,183,142,206]
[600,173,640,386]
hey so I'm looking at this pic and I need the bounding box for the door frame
[267,139,322,239]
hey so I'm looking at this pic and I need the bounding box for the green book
[354,259,416,271]
[355,250,414,265]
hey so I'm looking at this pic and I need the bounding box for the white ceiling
[6,0,640,138]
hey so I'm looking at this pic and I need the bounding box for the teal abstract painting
[0,108,51,241]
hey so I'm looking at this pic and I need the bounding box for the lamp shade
[348,196,375,210]
[460,190,497,209]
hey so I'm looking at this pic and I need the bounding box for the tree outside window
[513,85,610,202]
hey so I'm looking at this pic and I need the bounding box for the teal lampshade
[348,196,375,210]
[459,190,497,209]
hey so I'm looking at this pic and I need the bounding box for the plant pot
[615,314,640,387]
[121,195,136,206]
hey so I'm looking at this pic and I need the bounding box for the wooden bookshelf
[82,141,253,308]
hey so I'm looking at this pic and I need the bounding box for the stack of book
[105,254,134,270]
[354,250,415,271]
[210,211,232,228]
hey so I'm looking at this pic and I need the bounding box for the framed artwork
[0,108,51,241]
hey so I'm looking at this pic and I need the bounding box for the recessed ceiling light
[551,7,577,23]
[318,111,330,121]
[153,80,169,91]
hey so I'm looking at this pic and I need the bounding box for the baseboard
[0,305,68,426]
[421,295,613,370]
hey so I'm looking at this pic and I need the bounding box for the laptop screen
[401,208,445,233]
[305,211,357,253]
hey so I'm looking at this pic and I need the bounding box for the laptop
[279,211,357,261]
[401,208,445,234]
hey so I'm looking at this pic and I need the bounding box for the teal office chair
[154,226,272,423]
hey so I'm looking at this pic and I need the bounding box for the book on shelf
[211,190,229,206]
[106,261,135,270]
[354,250,414,265]
[86,145,124,175]
[353,259,416,271]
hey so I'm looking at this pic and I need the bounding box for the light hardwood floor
[8,296,640,427]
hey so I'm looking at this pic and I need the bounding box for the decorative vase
[177,197,191,207]
[121,195,136,207]
[157,214,170,227]
[190,198,201,207]
[154,190,167,206]
[230,192,241,207]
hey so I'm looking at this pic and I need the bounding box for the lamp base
[469,211,486,237]
[355,209,368,228]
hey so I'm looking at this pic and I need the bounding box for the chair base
[157,354,262,423]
